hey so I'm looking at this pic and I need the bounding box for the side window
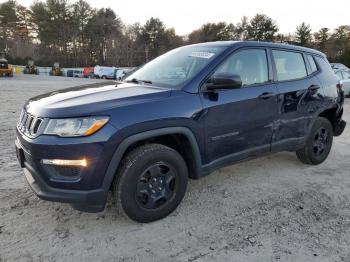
[272,50,307,81]
[343,71,349,79]
[213,49,269,86]
[306,54,318,74]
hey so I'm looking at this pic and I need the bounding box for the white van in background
[115,67,137,80]
[93,66,137,80]
[94,66,116,79]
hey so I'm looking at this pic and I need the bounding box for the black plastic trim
[23,167,107,212]
[101,127,203,193]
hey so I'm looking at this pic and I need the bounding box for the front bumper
[16,139,108,212]
[25,168,107,212]
[14,121,119,212]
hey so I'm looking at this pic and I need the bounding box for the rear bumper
[334,119,346,136]
[333,105,346,136]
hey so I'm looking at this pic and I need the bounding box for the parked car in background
[83,67,94,78]
[73,69,84,78]
[94,66,116,79]
[335,69,350,97]
[16,41,346,222]
[115,68,136,80]
[331,63,350,71]
[115,68,126,80]
[121,66,139,80]
[66,69,74,77]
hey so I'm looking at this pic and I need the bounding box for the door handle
[258,92,275,99]
[308,85,320,91]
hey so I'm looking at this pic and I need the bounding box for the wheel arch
[318,105,344,136]
[101,127,203,191]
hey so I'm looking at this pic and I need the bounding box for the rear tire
[296,117,333,165]
[114,144,188,223]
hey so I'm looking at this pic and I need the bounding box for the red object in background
[83,67,94,78]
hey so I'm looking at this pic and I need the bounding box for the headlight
[44,116,109,137]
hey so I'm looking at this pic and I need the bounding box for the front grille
[17,110,43,137]
[52,166,81,177]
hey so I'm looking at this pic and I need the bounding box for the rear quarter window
[314,56,336,77]
[306,55,318,74]
[272,50,307,81]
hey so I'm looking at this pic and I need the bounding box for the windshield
[124,45,225,88]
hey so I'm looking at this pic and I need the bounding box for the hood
[25,82,172,118]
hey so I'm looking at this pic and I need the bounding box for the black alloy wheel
[114,144,188,223]
[296,117,333,165]
[136,162,176,210]
[312,127,330,156]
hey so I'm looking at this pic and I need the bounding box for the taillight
[337,80,343,92]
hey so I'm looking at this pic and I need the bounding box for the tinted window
[214,49,269,86]
[306,55,318,73]
[272,50,307,81]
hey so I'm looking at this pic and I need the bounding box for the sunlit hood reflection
[25,82,171,118]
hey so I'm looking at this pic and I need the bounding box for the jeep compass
[16,41,346,222]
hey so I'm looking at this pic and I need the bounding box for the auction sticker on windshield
[189,52,215,59]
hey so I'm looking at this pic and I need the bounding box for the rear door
[201,48,278,164]
[272,50,323,151]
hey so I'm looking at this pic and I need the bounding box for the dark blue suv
[15,41,346,222]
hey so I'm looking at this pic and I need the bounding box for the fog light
[42,159,87,167]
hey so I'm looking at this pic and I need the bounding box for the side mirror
[205,73,242,90]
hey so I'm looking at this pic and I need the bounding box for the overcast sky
[12,0,350,35]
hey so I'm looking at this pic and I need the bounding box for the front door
[200,48,278,166]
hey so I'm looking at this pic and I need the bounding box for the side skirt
[199,138,305,178]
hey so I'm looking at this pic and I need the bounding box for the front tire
[114,144,188,223]
[296,117,333,165]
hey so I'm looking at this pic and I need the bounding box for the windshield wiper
[126,78,152,84]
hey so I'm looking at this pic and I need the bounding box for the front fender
[101,127,203,191]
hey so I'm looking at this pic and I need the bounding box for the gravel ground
[1,75,350,262]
